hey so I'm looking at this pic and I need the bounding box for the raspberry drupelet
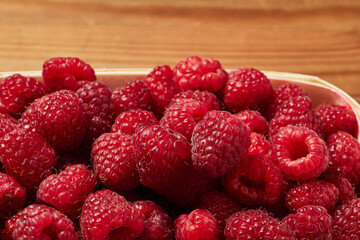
[0,113,17,139]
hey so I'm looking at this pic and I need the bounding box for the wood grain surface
[0,0,359,101]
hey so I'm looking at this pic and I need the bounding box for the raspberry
[133,200,173,240]
[0,129,57,192]
[333,198,360,239]
[325,176,356,204]
[316,104,357,138]
[0,113,17,139]
[37,164,97,219]
[222,154,283,205]
[42,57,96,92]
[80,189,145,240]
[195,191,242,234]
[224,209,294,239]
[168,90,222,110]
[0,173,26,221]
[3,211,21,240]
[18,90,86,152]
[325,131,360,185]
[160,99,209,141]
[12,204,78,240]
[144,65,180,114]
[173,56,228,92]
[174,209,219,240]
[111,109,159,136]
[282,205,333,239]
[223,68,272,112]
[191,110,251,178]
[112,80,152,116]
[234,110,268,134]
[92,132,140,192]
[0,74,47,117]
[248,132,271,156]
[285,180,339,212]
[76,81,115,146]
[270,125,329,181]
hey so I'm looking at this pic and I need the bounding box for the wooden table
[0,0,359,101]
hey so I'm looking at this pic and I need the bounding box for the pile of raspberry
[0,56,359,240]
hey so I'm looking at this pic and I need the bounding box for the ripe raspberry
[133,200,173,240]
[0,74,47,117]
[0,129,57,192]
[223,68,272,112]
[0,113,17,139]
[3,211,21,240]
[18,90,86,152]
[37,164,97,219]
[325,131,360,185]
[248,132,271,156]
[191,110,251,178]
[333,198,360,239]
[42,57,96,92]
[270,125,329,181]
[282,205,333,239]
[160,99,209,141]
[325,176,356,204]
[285,180,339,212]
[0,173,26,221]
[316,104,357,138]
[224,209,294,239]
[111,109,158,136]
[92,132,140,192]
[133,124,191,191]
[12,204,78,240]
[174,209,219,240]
[112,80,152,116]
[168,90,222,111]
[222,154,283,205]
[144,65,180,114]
[173,56,228,92]
[195,191,242,234]
[80,189,145,240]
[234,110,268,134]
[76,81,115,146]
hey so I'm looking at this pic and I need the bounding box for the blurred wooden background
[0,0,359,101]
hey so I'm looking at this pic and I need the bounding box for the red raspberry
[12,204,78,239]
[76,81,115,146]
[191,110,251,178]
[173,56,228,92]
[195,191,242,234]
[37,164,97,219]
[248,132,271,156]
[80,189,145,240]
[285,180,339,212]
[234,110,268,134]
[223,68,273,112]
[325,176,356,204]
[160,99,209,141]
[111,109,159,136]
[316,104,357,138]
[3,211,21,240]
[270,125,329,181]
[325,131,360,185]
[92,132,140,192]
[0,113,17,139]
[222,154,283,205]
[0,173,26,221]
[112,80,153,116]
[133,200,173,240]
[333,198,360,239]
[168,90,222,111]
[282,205,333,239]
[0,74,47,117]
[133,124,191,191]
[144,65,180,114]
[0,129,57,192]
[18,90,86,152]
[224,209,294,239]
[174,209,219,240]
[42,57,96,92]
